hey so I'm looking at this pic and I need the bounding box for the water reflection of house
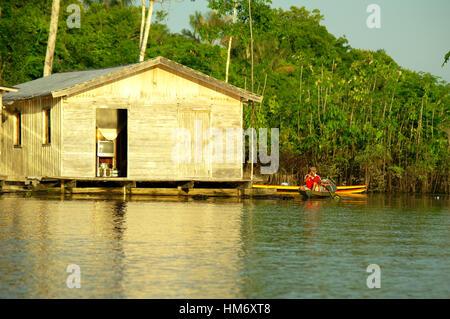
[122,201,244,298]
[1,57,261,181]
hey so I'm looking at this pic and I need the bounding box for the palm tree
[189,10,228,45]
[189,11,205,40]
[181,29,200,42]
[43,0,60,77]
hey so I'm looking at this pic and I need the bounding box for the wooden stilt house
[1,56,262,181]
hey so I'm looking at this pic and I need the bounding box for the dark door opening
[116,109,127,177]
[96,109,127,177]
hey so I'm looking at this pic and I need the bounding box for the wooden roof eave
[157,58,263,103]
[51,56,263,103]
[0,86,19,92]
[241,95,264,104]
[2,93,54,106]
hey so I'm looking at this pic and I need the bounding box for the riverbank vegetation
[1,0,448,193]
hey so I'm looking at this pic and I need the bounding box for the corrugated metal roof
[2,64,131,103]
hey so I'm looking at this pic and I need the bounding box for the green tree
[1,2,448,192]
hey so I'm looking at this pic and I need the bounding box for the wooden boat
[298,188,337,199]
[335,185,367,194]
[252,184,367,196]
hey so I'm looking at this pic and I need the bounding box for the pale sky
[152,0,450,83]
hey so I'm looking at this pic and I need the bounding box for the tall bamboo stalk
[248,0,255,182]
[298,65,303,135]
[416,95,424,164]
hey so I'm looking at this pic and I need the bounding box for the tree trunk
[225,3,237,83]
[139,0,155,63]
[250,101,255,182]
[248,0,254,93]
[139,0,146,47]
[248,0,254,181]
[43,0,60,77]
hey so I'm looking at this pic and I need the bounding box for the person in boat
[301,167,331,191]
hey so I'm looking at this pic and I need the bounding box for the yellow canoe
[252,184,368,194]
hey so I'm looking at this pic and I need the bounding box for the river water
[0,193,448,298]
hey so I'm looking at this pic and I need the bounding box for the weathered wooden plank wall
[61,99,96,177]
[0,96,61,177]
[64,66,243,180]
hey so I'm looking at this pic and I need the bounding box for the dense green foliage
[1,0,448,192]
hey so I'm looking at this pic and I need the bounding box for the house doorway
[96,109,127,177]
